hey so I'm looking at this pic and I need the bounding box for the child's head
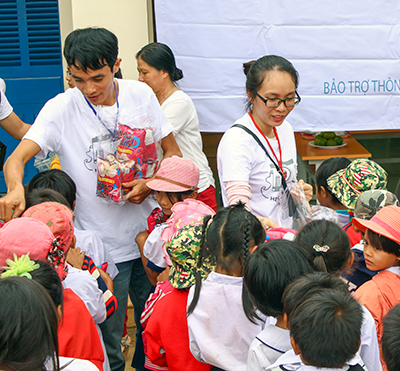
[147,156,199,217]
[166,222,216,290]
[25,187,72,211]
[283,272,349,324]
[353,205,400,271]
[326,158,387,211]
[295,219,351,275]
[315,157,351,208]
[187,202,265,315]
[200,202,265,275]
[0,276,59,371]
[289,289,362,368]
[28,169,77,210]
[22,202,75,279]
[243,240,312,321]
[354,189,399,220]
[1,255,63,318]
[382,303,400,371]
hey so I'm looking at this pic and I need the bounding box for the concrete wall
[58,0,152,89]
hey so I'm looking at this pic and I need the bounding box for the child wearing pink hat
[353,205,400,369]
[0,218,105,371]
[137,156,206,286]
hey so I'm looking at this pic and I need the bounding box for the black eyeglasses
[256,91,301,108]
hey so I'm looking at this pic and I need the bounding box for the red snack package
[96,157,122,202]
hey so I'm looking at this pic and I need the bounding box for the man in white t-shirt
[0,28,181,371]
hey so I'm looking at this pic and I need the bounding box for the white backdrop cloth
[154,1,400,132]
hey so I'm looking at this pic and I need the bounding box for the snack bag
[96,156,122,202]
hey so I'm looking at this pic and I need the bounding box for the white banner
[154,0,400,132]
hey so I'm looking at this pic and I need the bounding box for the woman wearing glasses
[136,42,217,211]
[217,55,311,227]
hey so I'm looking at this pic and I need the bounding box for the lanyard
[84,81,119,138]
[249,111,285,178]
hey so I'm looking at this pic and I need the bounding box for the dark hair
[28,169,77,209]
[290,289,362,368]
[25,188,72,210]
[366,229,400,257]
[243,240,312,321]
[64,27,118,72]
[283,272,349,323]
[244,55,299,112]
[30,260,63,308]
[382,303,400,371]
[315,157,351,204]
[295,219,351,275]
[165,189,196,205]
[136,42,183,82]
[187,202,265,315]
[0,277,59,371]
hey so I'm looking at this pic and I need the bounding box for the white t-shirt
[0,90,13,120]
[187,271,269,371]
[265,349,366,371]
[217,113,297,227]
[162,90,215,192]
[74,228,118,280]
[247,325,291,371]
[25,80,173,263]
[62,265,106,325]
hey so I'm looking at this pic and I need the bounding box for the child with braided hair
[186,202,269,371]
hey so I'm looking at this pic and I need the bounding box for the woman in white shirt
[136,42,217,211]
[217,55,312,227]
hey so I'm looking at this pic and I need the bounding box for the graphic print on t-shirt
[260,159,294,200]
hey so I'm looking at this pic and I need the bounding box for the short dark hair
[283,272,349,323]
[244,55,299,112]
[243,240,312,320]
[315,157,351,204]
[136,42,183,82]
[382,303,400,371]
[366,229,400,257]
[25,188,71,210]
[295,219,351,275]
[64,27,118,72]
[28,169,77,209]
[290,289,362,368]
[0,277,59,371]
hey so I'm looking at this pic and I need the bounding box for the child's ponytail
[187,203,265,317]
[295,220,351,275]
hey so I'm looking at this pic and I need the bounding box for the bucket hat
[353,205,400,245]
[166,222,215,289]
[354,190,399,220]
[147,156,199,193]
[161,198,216,266]
[22,202,74,251]
[0,218,54,269]
[327,159,387,211]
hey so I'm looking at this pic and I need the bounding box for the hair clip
[313,244,330,253]
[1,253,40,279]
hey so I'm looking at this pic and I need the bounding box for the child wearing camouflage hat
[143,207,215,371]
[327,158,388,246]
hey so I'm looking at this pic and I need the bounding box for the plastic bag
[95,110,160,204]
